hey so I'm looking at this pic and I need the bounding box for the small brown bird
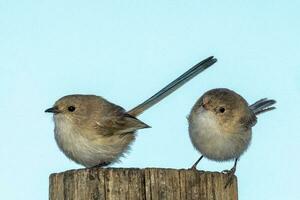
[188,88,276,188]
[45,56,217,167]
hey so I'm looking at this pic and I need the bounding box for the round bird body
[188,88,254,161]
[52,95,143,167]
[188,88,276,188]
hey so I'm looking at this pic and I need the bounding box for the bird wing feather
[239,111,257,130]
[94,106,150,136]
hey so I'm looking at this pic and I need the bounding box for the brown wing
[239,111,257,130]
[94,105,150,136]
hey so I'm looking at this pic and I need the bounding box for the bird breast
[188,108,251,161]
[53,114,135,167]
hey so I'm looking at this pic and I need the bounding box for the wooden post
[49,168,238,200]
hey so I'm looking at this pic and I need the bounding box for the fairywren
[45,56,217,167]
[188,88,276,188]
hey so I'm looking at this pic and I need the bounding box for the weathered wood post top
[50,168,238,200]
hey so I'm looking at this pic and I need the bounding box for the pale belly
[53,116,135,167]
[189,110,251,161]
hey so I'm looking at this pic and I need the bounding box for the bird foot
[189,156,203,171]
[91,162,111,168]
[222,167,236,189]
[189,165,198,171]
[222,169,231,174]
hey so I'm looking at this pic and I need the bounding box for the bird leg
[223,158,238,189]
[190,155,204,170]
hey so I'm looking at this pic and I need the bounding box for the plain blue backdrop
[1,1,299,199]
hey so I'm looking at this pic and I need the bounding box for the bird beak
[201,102,208,110]
[45,106,60,114]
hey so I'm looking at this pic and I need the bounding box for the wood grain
[49,168,238,200]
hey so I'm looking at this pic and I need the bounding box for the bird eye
[68,106,76,112]
[219,107,225,113]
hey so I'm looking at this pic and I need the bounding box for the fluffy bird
[188,88,276,188]
[45,56,217,167]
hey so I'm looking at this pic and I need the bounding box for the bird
[188,88,276,188]
[45,56,217,168]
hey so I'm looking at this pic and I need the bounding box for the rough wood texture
[50,168,238,200]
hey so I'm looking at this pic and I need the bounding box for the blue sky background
[1,1,299,199]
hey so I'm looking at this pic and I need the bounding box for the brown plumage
[45,56,217,167]
[188,88,276,188]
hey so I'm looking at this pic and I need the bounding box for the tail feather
[250,98,276,115]
[127,56,217,116]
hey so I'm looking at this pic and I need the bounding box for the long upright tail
[127,56,217,116]
[250,98,276,115]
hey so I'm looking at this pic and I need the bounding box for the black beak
[45,106,60,114]
[200,101,208,110]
